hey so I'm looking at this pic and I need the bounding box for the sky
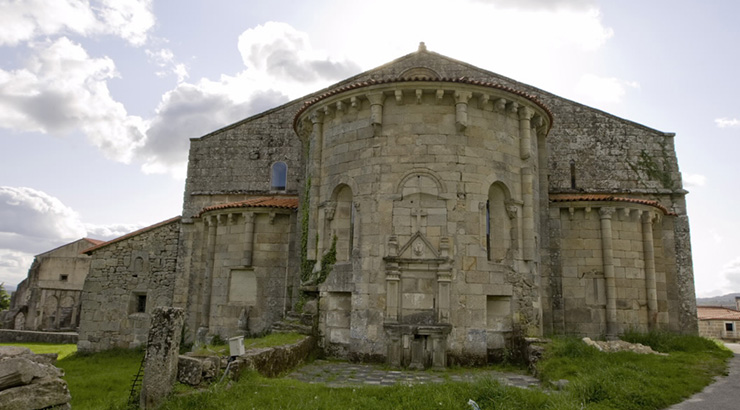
[0,0,738,298]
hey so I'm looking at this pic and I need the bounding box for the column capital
[599,207,616,219]
[518,105,535,120]
[309,110,324,125]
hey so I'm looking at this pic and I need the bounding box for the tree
[0,283,10,311]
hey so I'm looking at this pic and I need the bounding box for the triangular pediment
[397,231,440,260]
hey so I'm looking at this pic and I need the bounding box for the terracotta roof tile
[697,306,740,321]
[82,216,181,255]
[549,194,675,215]
[199,196,299,216]
[83,238,106,246]
[293,77,553,132]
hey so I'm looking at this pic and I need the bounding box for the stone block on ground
[177,355,203,386]
[0,377,71,410]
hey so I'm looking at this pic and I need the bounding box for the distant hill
[696,293,740,308]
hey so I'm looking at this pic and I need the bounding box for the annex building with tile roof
[698,303,740,341]
[77,44,698,367]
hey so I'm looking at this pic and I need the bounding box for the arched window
[271,162,287,191]
[487,183,511,262]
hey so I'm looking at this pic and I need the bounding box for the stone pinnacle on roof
[418,42,427,52]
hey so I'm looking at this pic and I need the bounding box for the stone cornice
[293,77,553,135]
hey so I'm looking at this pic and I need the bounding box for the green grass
[162,332,733,410]
[59,348,145,410]
[0,342,77,359]
[4,332,732,410]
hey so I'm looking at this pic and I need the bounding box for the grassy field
[0,342,76,359]
[4,332,733,410]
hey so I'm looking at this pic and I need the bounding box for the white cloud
[574,73,640,104]
[683,173,706,189]
[84,222,143,240]
[135,22,361,176]
[237,22,361,85]
[0,249,34,288]
[0,37,147,162]
[0,186,86,254]
[722,257,740,291]
[0,186,147,286]
[473,0,597,10]
[714,117,740,128]
[0,0,154,46]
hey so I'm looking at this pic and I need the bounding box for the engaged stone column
[642,211,659,330]
[599,207,618,338]
[521,167,535,262]
[385,236,400,322]
[243,212,255,266]
[201,215,217,330]
[140,307,185,410]
[518,106,534,160]
[306,112,324,264]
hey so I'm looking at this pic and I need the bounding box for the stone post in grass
[140,307,185,409]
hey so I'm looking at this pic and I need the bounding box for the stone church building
[78,45,697,367]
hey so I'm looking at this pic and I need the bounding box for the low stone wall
[0,330,78,344]
[232,335,316,378]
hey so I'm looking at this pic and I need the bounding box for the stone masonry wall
[78,219,180,352]
[181,109,305,221]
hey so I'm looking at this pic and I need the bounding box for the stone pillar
[243,212,255,266]
[599,207,618,338]
[437,238,451,323]
[518,106,534,160]
[306,112,324,264]
[385,236,400,322]
[140,307,185,410]
[367,92,385,136]
[642,211,659,330]
[454,91,472,131]
[521,167,535,262]
[200,215,217,329]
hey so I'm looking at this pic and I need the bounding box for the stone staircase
[271,312,315,335]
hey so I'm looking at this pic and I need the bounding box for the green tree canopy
[0,282,10,311]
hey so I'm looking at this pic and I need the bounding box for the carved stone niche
[383,232,453,369]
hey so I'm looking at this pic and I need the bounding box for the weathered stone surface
[582,337,667,355]
[177,355,203,386]
[140,307,185,409]
[0,346,31,358]
[0,357,63,390]
[77,218,181,353]
[2,238,96,332]
[231,335,315,379]
[0,377,71,410]
[72,45,696,370]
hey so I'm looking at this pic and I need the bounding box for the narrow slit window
[570,159,576,189]
[271,161,287,191]
[137,295,147,313]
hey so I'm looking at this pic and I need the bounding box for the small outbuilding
[697,301,740,341]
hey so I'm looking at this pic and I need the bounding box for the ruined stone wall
[77,220,180,352]
[5,239,94,331]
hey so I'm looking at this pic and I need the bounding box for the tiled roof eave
[549,194,676,216]
[197,196,299,217]
[292,77,554,133]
